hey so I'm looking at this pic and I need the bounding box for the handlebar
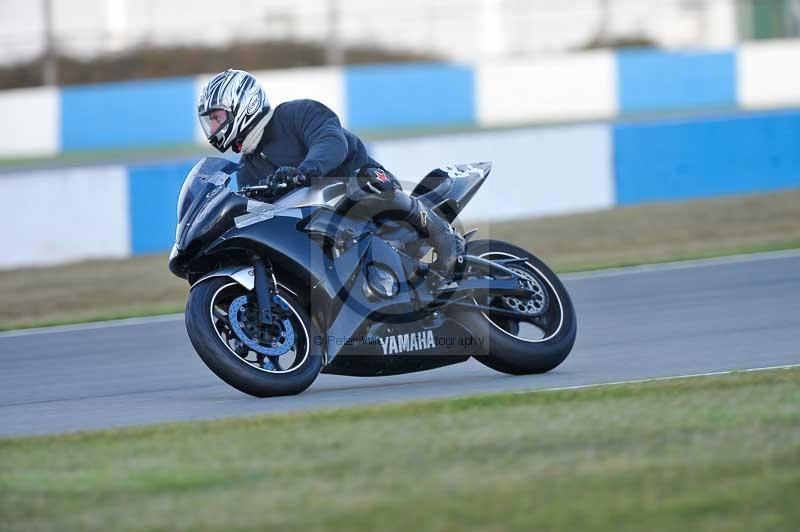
[240,172,313,199]
[240,181,288,199]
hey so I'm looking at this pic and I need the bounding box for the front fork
[252,256,276,326]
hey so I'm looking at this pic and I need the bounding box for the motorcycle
[169,158,577,397]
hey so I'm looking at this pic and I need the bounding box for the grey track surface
[1,252,799,438]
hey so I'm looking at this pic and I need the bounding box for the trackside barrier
[3,41,800,157]
[1,109,799,268]
[614,109,800,204]
[0,165,130,269]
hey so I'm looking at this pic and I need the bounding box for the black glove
[270,166,308,189]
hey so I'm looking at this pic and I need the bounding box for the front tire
[185,277,323,397]
[454,239,577,375]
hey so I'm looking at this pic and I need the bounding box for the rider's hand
[271,166,308,189]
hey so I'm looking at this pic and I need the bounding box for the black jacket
[236,99,379,188]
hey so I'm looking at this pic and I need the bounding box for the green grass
[1,367,798,531]
[465,187,800,272]
[0,143,212,170]
[1,188,799,331]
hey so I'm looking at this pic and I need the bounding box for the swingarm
[434,254,541,301]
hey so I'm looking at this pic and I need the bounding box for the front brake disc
[228,296,295,356]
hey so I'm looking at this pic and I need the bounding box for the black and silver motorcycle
[169,158,577,397]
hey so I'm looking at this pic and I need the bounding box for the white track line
[2,248,798,339]
[0,313,184,339]
[523,363,800,395]
[562,248,800,281]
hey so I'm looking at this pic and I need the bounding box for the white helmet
[197,69,270,153]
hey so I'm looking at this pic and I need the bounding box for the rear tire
[185,277,323,397]
[453,239,577,375]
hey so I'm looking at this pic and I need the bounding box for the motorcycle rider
[197,68,465,281]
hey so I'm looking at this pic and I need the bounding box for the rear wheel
[454,239,577,374]
[185,277,323,397]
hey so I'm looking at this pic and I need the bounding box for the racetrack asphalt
[1,251,798,438]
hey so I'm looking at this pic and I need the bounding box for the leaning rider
[196,68,465,281]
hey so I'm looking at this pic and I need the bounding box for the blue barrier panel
[128,160,195,254]
[61,78,196,151]
[345,63,474,131]
[616,49,737,114]
[614,110,800,204]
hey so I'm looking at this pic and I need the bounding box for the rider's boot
[405,198,465,283]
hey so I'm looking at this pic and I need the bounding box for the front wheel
[185,277,323,397]
[454,239,577,375]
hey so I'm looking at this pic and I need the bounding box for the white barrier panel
[738,39,800,109]
[0,87,60,157]
[0,166,130,269]
[476,51,618,126]
[254,67,346,125]
[371,123,614,221]
[194,67,346,144]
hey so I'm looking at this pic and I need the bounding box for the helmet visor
[198,109,233,144]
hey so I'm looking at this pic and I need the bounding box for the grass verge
[1,367,798,531]
[0,143,213,170]
[1,188,799,331]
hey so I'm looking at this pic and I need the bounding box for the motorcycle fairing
[300,205,375,247]
[173,160,495,364]
[198,210,421,362]
[411,162,491,223]
[199,211,334,297]
[322,317,475,376]
[321,234,427,361]
[176,158,239,221]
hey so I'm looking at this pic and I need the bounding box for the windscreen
[176,157,239,221]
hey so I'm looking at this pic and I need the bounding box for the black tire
[452,239,577,375]
[185,277,323,397]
